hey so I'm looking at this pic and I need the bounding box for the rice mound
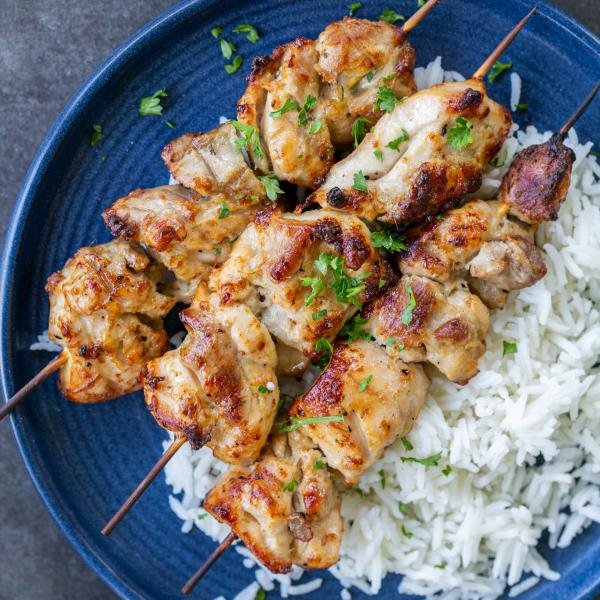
[159,57,600,600]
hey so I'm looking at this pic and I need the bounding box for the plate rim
[1,0,599,598]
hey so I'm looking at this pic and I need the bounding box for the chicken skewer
[180,83,598,593]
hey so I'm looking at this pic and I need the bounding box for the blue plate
[1,0,599,598]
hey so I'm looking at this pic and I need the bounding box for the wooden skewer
[181,532,237,595]
[558,82,600,138]
[0,350,68,422]
[402,0,441,33]
[101,434,187,536]
[472,8,536,80]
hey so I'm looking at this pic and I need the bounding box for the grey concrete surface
[0,1,598,599]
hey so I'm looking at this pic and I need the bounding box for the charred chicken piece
[45,240,175,403]
[203,431,342,573]
[143,285,278,465]
[210,206,395,359]
[309,79,511,224]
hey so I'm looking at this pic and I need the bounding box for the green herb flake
[282,479,298,492]
[197,512,208,520]
[348,1,363,16]
[309,118,323,135]
[275,415,345,432]
[491,148,508,168]
[353,170,368,192]
[90,124,103,146]
[213,246,222,255]
[365,69,377,82]
[339,315,372,343]
[298,95,317,126]
[220,38,236,59]
[516,102,529,111]
[400,281,416,325]
[401,451,443,468]
[401,525,413,538]
[435,213,445,221]
[503,340,518,356]
[442,464,453,476]
[351,116,371,148]
[312,309,328,320]
[374,86,401,113]
[374,149,384,161]
[233,23,260,43]
[382,73,396,83]
[386,337,396,347]
[218,202,230,219]
[100,155,108,162]
[379,278,387,290]
[315,338,334,355]
[257,384,270,394]
[270,97,300,119]
[379,468,386,489]
[259,174,284,201]
[386,129,409,150]
[211,26,222,38]
[313,253,368,307]
[165,120,175,129]
[488,60,512,83]
[447,116,473,149]
[401,437,414,451]
[301,276,325,306]
[255,588,267,600]
[139,89,167,116]
[359,375,373,392]
[379,8,405,23]
[417,0,427,6]
[225,55,243,74]
[398,501,408,513]
[434,563,446,570]
[371,229,407,252]
[313,459,325,470]
[230,120,263,158]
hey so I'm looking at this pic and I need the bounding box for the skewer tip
[558,82,600,138]
[402,0,441,33]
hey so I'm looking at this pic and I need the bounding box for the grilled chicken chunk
[45,240,175,403]
[291,339,429,485]
[316,18,416,146]
[204,431,342,572]
[210,206,394,358]
[309,79,511,223]
[365,276,490,384]
[103,184,261,298]
[161,123,266,199]
[143,286,278,464]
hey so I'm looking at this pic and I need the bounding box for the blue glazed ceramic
[1,1,599,598]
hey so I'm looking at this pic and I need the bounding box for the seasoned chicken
[290,339,429,485]
[103,184,261,298]
[143,285,278,464]
[316,17,416,146]
[309,79,511,224]
[210,206,395,359]
[364,276,490,384]
[204,431,342,572]
[45,240,175,403]
[161,123,267,199]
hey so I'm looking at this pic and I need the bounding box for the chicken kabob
[180,84,598,594]
[100,12,530,534]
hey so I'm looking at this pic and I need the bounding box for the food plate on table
[1,0,599,599]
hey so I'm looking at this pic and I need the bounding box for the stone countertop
[0,1,597,598]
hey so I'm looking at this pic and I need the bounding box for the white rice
[510,72,522,111]
[29,330,61,353]
[158,57,599,598]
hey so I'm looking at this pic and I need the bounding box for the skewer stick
[558,82,600,138]
[101,434,187,536]
[472,8,536,80]
[181,532,237,595]
[0,350,68,422]
[402,0,441,33]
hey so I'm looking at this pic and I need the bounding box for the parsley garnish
[365,70,378,82]
[211,26,222,38]
[340,315,372,343]
[503,340,518,355]
[491,148,508,168]
[400,451,443,467]
[386,130,409,150]
[165,120,175,129]
[218,202,230,219]
[213,246,222,255]
[314,459,325,470]
[401,437,413,451]
[314,253,368,306]
[257,385,270,394]
[220,39,235,59]
[233,24,260,43]
[371,229,407,252]
[516,102,529,111]
[417,0,427,6]
[258,174,284,201]
[386,337,396,346]
[298,95,317,126]
[301,276,325,306]
[398,501,408,513]
[374,149,384,161]
[312,309,328,320]
[435,213,445,221]
[379,8,405,23]
[488,60,512,83]
[139,89,167,116]
[374,86,401,113]
[442,464,452,476]
[379,279,387,289]
[351,116,371,148]
[255,588,266,600]
[90,124,103,146]
[401,525,413,538]
[315,337,334,355]
[309,119,323,134]
[401,281,416,324]
[434,563,446,569]
[353,171,368,192]
[282,479,298,492]
[348,1,362,15]
[379,469,386,488]
[197,512,208,520]
[359,375,373,392]
[231,121,264,158]
[275,415,345,432]
[270,97,300,119]
[225,55,243,74]
[447,117,473,149]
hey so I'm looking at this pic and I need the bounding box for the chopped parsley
[401,451,443,468]
[258,174,284,201]
[386,129,409,150]
[225,55,243,74]
[382,73,396,83]
[218,202,230,219]
[317,253,368,306]
[434,563,446,570]
[197,512,208,520]
[312,309,328,320]
[233,24,260,43]
[282,479,298,492]
[401,437,414,451]
[374,86,401,113]
[220,38,236,59]
[165,120,175,129]
[90,124,103,146]
[298,95,317,126]
[315,337,334,354]
[213,246,222,255]
[386,337,396,346]
[379,8,405,23]
[211,26,222,38]
[488,60,512,83]
[301,276,325,306]
[491,148,508,168]
[503,340,518,355]
[340,315,372,343]
[270,97,300,119]
[417,0,427,5]
[442,464,453,476]
[379,469,386,488]
[309,119,323,134]
[401,525,413,538]
[379,278,387,289]
[365,69,378,82]
[398,501,408,513]
[257,385,270,394]
[374,149,384,161]
[139,89,167,116]
[447,117,473,149]
[255,588,266,600]
[516,102,529,111]
[351,116,371,147]
[401,281,416,324]
[348,1,363,15]
[275,415,345,432]
[371,229,407,252]
[231,121,264,158]
[314,459,325,470]
[359,375,373,392]
[353,170,368,192]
